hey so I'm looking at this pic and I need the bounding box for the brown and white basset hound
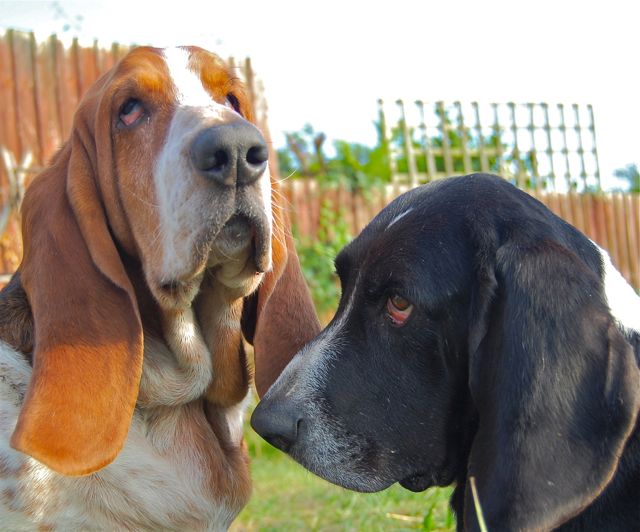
[0,46,319,530]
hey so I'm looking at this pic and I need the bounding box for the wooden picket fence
[0,29,271,272]
[282,179,640,290]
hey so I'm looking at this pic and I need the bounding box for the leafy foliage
[613,163,640,192]
[279,123,390,191]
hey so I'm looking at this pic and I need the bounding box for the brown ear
[243,182,320,397]
[10,124,143,476]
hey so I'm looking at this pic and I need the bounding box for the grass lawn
[231,402,456,532]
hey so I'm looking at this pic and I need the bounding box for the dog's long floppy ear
[10,101,143,476]
[242,184,320,397]
[465,238,640,530]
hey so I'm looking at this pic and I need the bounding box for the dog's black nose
[251,400,302,453]
[190,121,268,187]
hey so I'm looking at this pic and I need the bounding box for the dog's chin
[207,214,270,295]
[322,469,442,494]
[209,213,271,274]
[399,474,434,492]
[302,465,395,494]
[399,467,454,492]
[152,213,271,310]
[287,451,396,494]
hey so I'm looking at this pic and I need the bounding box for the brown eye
[118,98,145,128]
[386,295,413,326]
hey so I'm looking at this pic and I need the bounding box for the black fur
[252,174,640,530]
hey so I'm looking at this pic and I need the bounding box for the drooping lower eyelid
[118,100,145,128]
[386,297,414,327]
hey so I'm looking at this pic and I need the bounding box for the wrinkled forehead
[113,46,236,105]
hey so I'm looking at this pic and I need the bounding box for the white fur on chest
[0,343,249,531]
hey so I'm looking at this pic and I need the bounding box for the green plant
[613,163,640,192]
[278,123,390,191]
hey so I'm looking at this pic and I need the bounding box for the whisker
[121,185,160,208]
[275,170,297,183]
[149,225,163,248]
[270,187,293,211]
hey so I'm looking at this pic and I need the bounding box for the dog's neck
[120,254,251,411]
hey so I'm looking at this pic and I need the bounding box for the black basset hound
[252,173,640,531]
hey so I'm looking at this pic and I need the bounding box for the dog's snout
[251,400,303,453]
[190,121,268,187]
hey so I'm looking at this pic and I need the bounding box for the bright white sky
[2,0,638,188]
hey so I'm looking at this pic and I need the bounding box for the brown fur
[0,45,319,528]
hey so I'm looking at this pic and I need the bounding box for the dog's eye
[386,295,413,326]
[225,93,241,114]
[118,98,145,128]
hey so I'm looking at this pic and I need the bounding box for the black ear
[466,239,640,530]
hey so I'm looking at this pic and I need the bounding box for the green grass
[232,404,456,532]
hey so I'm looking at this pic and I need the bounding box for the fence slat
[0,36,19,189]
[397,99,418,187]
[628,194,640,289]
[613,193,631,282]
[603,194,621,273]
[573,104,588,190]
[588,105,601,190]
[557,103,573,190]
[35,34,61,165]
[472,102,490,173]
[436,101,454,176]
[416,100,437,180]
[526,103,541,189]
[456,101,472,174]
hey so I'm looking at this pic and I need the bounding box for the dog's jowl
[252,173,640,531]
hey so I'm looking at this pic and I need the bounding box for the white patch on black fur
[386,207,413,230]
[596,243,640,333]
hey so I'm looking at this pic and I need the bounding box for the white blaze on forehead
[162,47,217,108]
[386,207,413,230]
